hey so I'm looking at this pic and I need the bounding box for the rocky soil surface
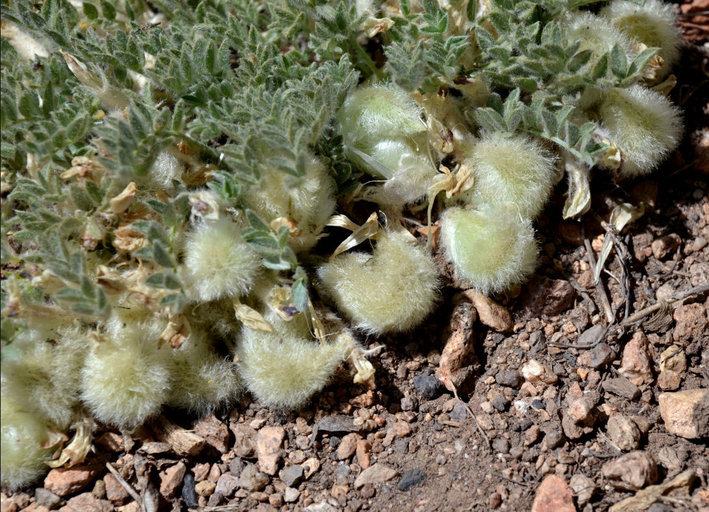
[2,2,708,512]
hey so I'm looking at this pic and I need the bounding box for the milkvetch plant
[1,0,685,490]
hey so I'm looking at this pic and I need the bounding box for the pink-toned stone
[658,389,709,439]
[194,414,230,454]
[602,451,658,490]
[336,433,359,460]
[195,481,216,497]
[657,345,686,391]
[94,432,123,452]
[356,439,372,469]
[231,423,257,458]
[531,475,575,512]
[302,458,320,479]
[159,462,186,499]
[353,464,397,489]
[44,464,101,497]
[392,421,412,438]
[672,303,708,343]
[57,493,112,512]
[257,426,285,475]
[618,332,653,386]
[651,234,680,259]
[436,300,477,393]
[461,289,513,332]
[104,474,129,504]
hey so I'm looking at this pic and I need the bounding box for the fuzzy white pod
[440,206,538,295]
[243,152,337,252]
[1,332,84,430]
[236,328,350,409]
[80,317,172,429]
[339,84,427,152]
[338,84,437,206]
[182,217,261,303]
[0,394,53,491]
[597,85,682,178]
[317,230,439,334]
[147,150,183,190]
[1,20,49,61]
[601,0,681,79]
[167,331,242,416]
[563,12,636,65]
[458,132,557,219]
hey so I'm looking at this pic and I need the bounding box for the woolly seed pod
[1,394,54,491]
[317,230,439,334]
[167,331,242,416]
[339,83,427,153]
[338,84,437,206]
[182,217,261,303]
[601,0,681,79]
[235,328,350,410]
[80,318,172,429]
[458,132,557,219]
[440,206,538,295]
[563,12,635,66]
[1,330,84,430]
[243,152,336,252]
[596,85,682,178]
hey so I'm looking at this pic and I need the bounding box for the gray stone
[316,415,358,434]
[280,465,305,488]
[237,464,269,492]
[543,428,565,450]
[603,377,641,400]
[35,488,61,510]
[413,374,445,400]
[492,438,510,454]
[284,487,300,503]
[495,369,521,388]
[606,415,641,451]
[492,395,509,412]
[397,469,425,491]
[229,457,244,477]
[214,473,239,497]
[181,472,198,509]
[354,463,398,489]
[450,402,469,420]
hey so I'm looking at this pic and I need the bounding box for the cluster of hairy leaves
[1,0,661,329]
[0,0,366,325]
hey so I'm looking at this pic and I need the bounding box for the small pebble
[495,370,522,388]
[492,438,510,454]
[492,395,509,412]
[181,472,198,508]
[413,374,445,400]
[397,469,425,491]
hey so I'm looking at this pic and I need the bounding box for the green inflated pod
[338,84,438,206]
[1,326,85,430]
[440,206,538,295]
[167,330,243,416]
[596,85,682,178]
[601,0,681,80]
[317,230,439,335]
[456,132,558,219]
[1,393,55,491]
[182,217,261,303]
[562,11,636,67]
[80,316,172,429]
[235,326,351,410]
[243,151,337,252]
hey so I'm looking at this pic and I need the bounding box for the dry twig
[105,462,143,506]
